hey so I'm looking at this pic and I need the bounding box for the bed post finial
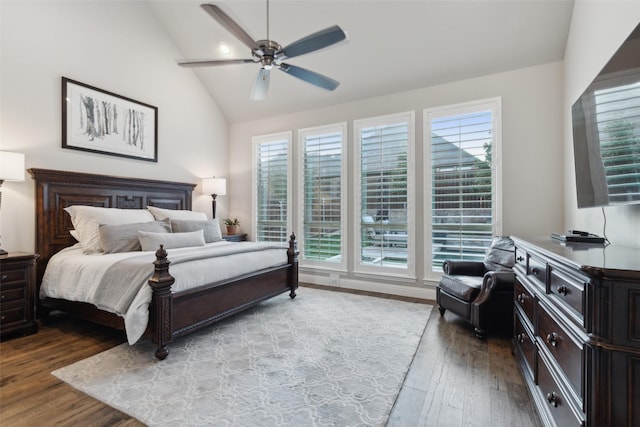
[287,232,299,299]
[148,244,174,360]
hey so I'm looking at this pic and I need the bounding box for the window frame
[297,122,348,270]
[251,131,293,244]
[353,111,416,278]
[423,97,502,281]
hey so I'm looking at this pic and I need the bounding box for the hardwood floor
[0,288,539,426]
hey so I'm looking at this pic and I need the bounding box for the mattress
[41,241,288,344]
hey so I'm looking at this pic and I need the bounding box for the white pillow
[64,206,155,254]
[99,220,171,254]
[138,229,206,251]
[170,218,223,243]
[147,206,207,221]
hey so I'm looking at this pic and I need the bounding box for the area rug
[52,287,431,427]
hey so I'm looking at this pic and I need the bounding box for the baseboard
[299,273,437,301]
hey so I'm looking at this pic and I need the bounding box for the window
[252,132,292,244]
[298,124,347,268]
[355,112,414,275]
[425,98,501,275]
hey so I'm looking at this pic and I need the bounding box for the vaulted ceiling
[148,0,574,123]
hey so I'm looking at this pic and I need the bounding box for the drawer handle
[546,392,559,407]
[516,255,524,262]
[517,333,526,343]
[546,332,559,347]
[1,274,7,281]
[557,285,568,296]
[517,293,526,304]
[531,268,539,275]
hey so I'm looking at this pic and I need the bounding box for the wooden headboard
[28,168,196,286]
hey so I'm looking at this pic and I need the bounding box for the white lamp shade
[202,177,226,196]
[0,151,25,181]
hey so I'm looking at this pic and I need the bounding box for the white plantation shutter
[430,108,496,271]
[301,127,344,263]
[358,118,409,269]
[255,137,289,244]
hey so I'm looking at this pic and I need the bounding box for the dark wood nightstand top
[222,233,247,242]
[0,252,39,263]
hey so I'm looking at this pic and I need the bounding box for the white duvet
[41,241,288,344]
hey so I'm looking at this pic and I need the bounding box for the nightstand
[1,252,39,340]
[222,233,247,242]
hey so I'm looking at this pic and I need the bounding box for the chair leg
[438,306,446,316]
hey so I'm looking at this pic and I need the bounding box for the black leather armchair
[436,236,515,339]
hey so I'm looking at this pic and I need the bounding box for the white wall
[564,1,640,248]
[0,1,230,253]
[229,61,565,294]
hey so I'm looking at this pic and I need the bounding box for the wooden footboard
[148,233,299,360]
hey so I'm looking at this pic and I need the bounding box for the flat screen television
[571,22,640,208]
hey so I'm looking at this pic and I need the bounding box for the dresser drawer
[0,268,27,284]
[537,307,583,397]
[528,254,547,289]
[549,266,585,320]
[515,313,536,379]
[537,353,584,427]
[515,247,527,270]
[515,279,536,325]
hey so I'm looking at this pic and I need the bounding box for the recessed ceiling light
[219,42,231,55]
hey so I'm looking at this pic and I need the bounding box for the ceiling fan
[177,1,347,100]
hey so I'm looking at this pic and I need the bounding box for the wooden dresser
[512,236,640,427]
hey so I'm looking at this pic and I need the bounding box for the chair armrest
[471,270,516,336]
[481,271,515,293]
[442,260,486,276]
[472,271,516,307]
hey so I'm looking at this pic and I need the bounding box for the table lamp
[202,177,226,218]
[0,151,26,255]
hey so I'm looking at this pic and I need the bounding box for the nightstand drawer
[1,306,26,324]
[1,286,26,303]
[0,268,27,284]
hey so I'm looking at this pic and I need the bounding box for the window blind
[256,140,288,244]
[303,131,343,262]
[359,121,409,268]
[431,110,494,270]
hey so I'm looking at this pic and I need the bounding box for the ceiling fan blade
[201,4,259,51]
[250,68,271,100]
[279,63,339,91]
[177,58,255,67]
[278,25,347,60]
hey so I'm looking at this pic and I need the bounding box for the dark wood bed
[29,168,298,359]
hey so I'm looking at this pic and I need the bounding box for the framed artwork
[62,77,158,162]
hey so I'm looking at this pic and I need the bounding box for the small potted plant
[224,218,240,235]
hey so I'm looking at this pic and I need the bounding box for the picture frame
[62,77,158,162]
